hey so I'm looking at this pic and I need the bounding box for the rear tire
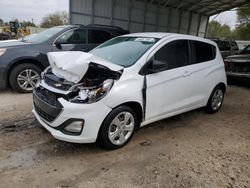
[205,86,225,114]
[9,63,41,93]
[98,106,138,150]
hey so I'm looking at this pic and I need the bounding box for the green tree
[40,11,69,28]
[208,21,233,38]
[234,4,250,40]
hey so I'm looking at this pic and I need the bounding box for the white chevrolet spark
[33,33,227,149]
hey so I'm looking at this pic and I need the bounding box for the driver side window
[56,29,87,44]
[150,40,189,73]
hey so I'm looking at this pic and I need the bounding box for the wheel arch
[7,58,45,86]
[117,101,143,127]
[206,82,227,105]
[216,82,227,93]
[97,101,143,138]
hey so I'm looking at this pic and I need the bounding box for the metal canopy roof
[148,0,249,16]
[70,0,250,37]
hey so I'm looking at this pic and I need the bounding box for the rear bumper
[226,72,250,79]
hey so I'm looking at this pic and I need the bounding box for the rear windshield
[90,37,159,67]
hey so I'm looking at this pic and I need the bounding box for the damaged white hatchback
[33,33,227,149]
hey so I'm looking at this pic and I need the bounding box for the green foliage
[208,21,233,38]
[234,24,250,40]
[40,11,69,28]
[237,4,250,24]
[208,4,250,40]
[234,4,250,40]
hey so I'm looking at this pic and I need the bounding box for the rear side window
[190,41,216,64]
[89,30,112,44]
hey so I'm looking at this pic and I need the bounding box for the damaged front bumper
[32,87,112,143]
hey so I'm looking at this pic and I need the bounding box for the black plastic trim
[142,76,147,121]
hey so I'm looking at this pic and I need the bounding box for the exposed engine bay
[36,52,123,104]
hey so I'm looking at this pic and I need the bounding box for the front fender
[102,76,144,109]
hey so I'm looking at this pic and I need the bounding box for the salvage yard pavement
[0,85,249,188]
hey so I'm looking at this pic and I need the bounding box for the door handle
[183,71,191,77]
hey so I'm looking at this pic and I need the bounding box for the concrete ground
[0,85,249,188]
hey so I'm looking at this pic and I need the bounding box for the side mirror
[55,41,62,49]
[140,59,168,75]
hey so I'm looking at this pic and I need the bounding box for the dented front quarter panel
[102,68,144,110]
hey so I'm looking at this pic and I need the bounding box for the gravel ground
[0,85,249,188]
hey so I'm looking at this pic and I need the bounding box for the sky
[0,0,69,25]
[0,0,237,29]
[210,10,237,29]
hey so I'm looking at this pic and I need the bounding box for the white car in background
[33,33,227,149]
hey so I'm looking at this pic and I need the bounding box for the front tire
[98,106,138,149]
[9,63,41,93]
[205,86,225,114]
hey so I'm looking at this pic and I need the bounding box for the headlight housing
[0,48,6,56]
[70,79,114,104]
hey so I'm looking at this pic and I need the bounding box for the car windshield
[90,37,159,67]
[22,27,65,44]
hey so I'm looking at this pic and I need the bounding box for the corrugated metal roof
[146,0,249,15]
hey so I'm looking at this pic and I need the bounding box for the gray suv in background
[210,38,239,59]
[0,24,129,92]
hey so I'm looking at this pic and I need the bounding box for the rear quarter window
[190,40,216,64]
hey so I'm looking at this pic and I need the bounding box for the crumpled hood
[47,51,123,83]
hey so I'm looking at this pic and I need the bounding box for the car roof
[123,32,215,44]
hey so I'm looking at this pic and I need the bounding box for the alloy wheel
[17,69,40,91]
[211,89,223,111]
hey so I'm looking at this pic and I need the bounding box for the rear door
[52,29,89,52]
[145,39,195,121]
[188,40,217,105]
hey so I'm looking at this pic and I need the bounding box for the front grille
[33,88,63,122]
[35,87,62,108]
[34,104,55,122]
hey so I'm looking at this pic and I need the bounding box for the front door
[145,39,194,122]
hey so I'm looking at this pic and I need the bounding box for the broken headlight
[70,79,114,104]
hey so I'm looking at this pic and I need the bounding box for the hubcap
[17,69,40,91]
[211,89,223,110]
[108,112,135,146]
